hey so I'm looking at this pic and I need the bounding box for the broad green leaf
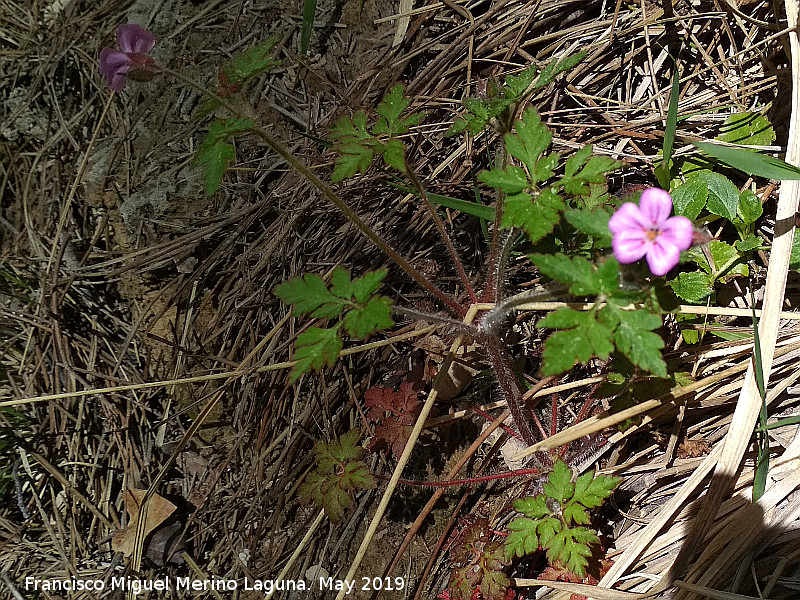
[537,309,614,375]
[696,171,739,222]
[717,112,775,147]
[736,234,761,252]
[562,502,590,525]
[339,460,376,491]
[671,176,708,220]
[536,516,562,548]
[330,111,374,182]
[737,189,763,225]
[504,63,538,97]
[694,141,800,180]
[707,240,748,278]
[290,326,343,382]
[501,188,565,243]
[670,271,714,303]
[332,144,373,181]
[381,139,407,173]
[559,146,621,196]
[343,296,394,338]
[373,85,424,138]
[275,273,347,318]
[532,51,586,90]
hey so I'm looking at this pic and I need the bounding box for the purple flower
[99,24,157,91]
[608,188,693,277]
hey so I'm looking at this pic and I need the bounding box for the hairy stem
[165,68,466,316]
[485,335,536,446]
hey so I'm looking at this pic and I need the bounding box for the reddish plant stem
[485,335,536,446]
[376,467,541,488]
[405,167,478,304]
[165,67,466,317]
[471,405,522,441]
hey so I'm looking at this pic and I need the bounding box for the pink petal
[99,48,130,76]
[612,229,650,264]
[638,188,673,226]
[608,203,651,235]
[647,238,681,276]
[660,216,694,251]
[117,23,155,54]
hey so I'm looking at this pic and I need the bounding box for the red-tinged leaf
[368,417,414,459]
[364,381,421,422]
[539,565,582,583]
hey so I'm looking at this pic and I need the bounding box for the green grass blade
[300,0,317,55]
[655,63,680,190]
[393,185,496,221]
[693,141,800,180]
[750,286,768,502]
[756,415,800,432]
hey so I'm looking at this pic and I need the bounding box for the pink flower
[608,188,693,277]
[99,24,157,91]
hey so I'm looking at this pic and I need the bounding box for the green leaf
[275,273,348,318]
[513,495,550,519]
[533,51,586,90]
[562,502,590,525]
[543,460,575,503]
[572,470,621,509]
[314,430,364,472]
[330,112,374,182]
[227,38,280,82]
[531,254,617,296]
[537,309,614,375]
[696,171,739,222]
[501,188,565,243]
[559,146,621,196]
[381,139,407,173]
[505,108,554,183]
[717,112,775,147]
[707,240,748,279]
[194,118,255,196]
[290,326,343,382]
[656,63,680,190]
[564,207,613,244]
[737,189,763,225]
[736,234,761,252]
[506,518,541,559]
[300,0,316,55]
[478,165,529,194]
[350,268,388,303]
[670,271,714,303]
[601,305,666,377]
[791,231,800,270]
[694,141,800,180]
[547,526,598,578]
[671,176,708,220]
[343,296,394,338]
[339,459,376,491]
[537,516,563,548]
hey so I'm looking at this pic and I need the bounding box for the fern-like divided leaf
[329,85,424,182]
[478,107,621,245]
[274,267,394,382]
[505,460,620,578]
[194,117,255,196]
[298,431,375,523]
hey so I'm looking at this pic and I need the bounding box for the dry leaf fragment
[111,489,177,557]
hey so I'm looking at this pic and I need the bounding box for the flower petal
[660,215,694,251]
[608,202,651,234]
[612,229,650,264]
[117,23,156,54]
[638,188,673,226]
[99,48,130,77]
[108,71,130,92]
[647,238,681,276]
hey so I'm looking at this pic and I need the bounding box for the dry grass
[1,0,800,598]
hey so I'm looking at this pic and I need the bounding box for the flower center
[646,228,660,241]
